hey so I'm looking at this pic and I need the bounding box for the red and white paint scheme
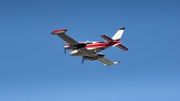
[51,27,128,66]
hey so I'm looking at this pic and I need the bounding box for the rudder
[112,27,125,41]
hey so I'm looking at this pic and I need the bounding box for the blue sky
[1,0,180,101]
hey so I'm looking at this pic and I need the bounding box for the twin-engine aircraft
[51,27,128,66]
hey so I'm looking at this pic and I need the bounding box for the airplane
[51,27,128,66]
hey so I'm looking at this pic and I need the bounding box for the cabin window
[99,41,104,43]
[86,42,93,44]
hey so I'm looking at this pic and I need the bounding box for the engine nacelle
[96,54,105,58]
[64,44,75,50]
[83,56,97,61]
[64,43,87,50]
[70,50,78,55]
[83,54,105,61]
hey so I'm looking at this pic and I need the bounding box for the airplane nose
[64,45,69,48]
[70,50,78,55]
[64,44,70,48]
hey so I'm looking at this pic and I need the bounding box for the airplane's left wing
[51,28,79,45]
[97,57,120,66]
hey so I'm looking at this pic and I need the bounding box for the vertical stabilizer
[112,27,125,41]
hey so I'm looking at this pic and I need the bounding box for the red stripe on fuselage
[64,41,121,49]
[85,42,120,48]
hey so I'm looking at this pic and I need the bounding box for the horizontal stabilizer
[116,44,128,51]
[101,35,114,42]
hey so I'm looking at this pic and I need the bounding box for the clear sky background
[1,0,180,101]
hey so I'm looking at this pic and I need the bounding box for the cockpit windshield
[85,40,95,44]
[98,41,104,43]
[84,40,105,44]
[86,42,93,44]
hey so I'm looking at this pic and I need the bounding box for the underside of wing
[97,57,120,66]
[51,29,79,45]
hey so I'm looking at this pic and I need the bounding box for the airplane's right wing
[97,57,120,66]
[51,29,79,45]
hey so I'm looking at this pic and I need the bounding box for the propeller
[82,58,84,64]
[64,48,66,54]
[61,42,66,54]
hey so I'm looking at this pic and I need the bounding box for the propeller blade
[61,41,66,54]
[82,58,84,64]
[64,48,66,54]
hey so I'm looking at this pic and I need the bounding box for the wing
[97,57,120,66]
[51,29,79,45]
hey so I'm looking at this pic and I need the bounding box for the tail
[112,27,125,41]
[101,27,128,51]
